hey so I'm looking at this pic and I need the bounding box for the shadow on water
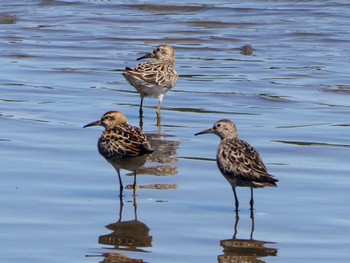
[274,140,350,149]
[0,14,16,24]
[97,195,151,262]
[218,211,278,263]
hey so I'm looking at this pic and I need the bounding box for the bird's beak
[194,128,214,136]
[83,120,101,128]
[137,51,156,61]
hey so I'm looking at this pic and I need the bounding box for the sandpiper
[195,119,278,211]
[84,111,153,196]
[123,45,178,122]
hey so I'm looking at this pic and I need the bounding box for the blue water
[1,1,350,262]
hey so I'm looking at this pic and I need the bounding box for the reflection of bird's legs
[233,210,239,239]
[156,114,161,127]
[231,185,239,211]
[156,104,161,127]
[118,194,124,222]
[250,208,255,240]
[132,170,137,196]
[250,187,254,210]
[156,103,161,118]
[117,169,123,197]
[133,194,138,221]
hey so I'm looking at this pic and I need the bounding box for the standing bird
[195,119,278,211]
[84,111,153,196]
[123,45,178,124]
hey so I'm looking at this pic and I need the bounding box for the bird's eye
[156,48,160,52]
[216,123,221,128]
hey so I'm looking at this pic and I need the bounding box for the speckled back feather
[124,61,178,89]
[98,124,153,159]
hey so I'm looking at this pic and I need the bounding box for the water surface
[1,1,350,262]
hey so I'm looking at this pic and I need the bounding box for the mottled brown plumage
[195,119,278,211]
[123,45,178,120]
[84,111,153,195]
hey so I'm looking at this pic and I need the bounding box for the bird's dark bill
[194,128,213,136]
[83,120,101,128]
[137,52,155,61]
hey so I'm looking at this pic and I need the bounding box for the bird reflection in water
[97,252,143,263]
[218,211,278,263]
[98,194,152,262]
[124,129,179,191]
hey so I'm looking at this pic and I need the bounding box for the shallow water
[1,1,350,262]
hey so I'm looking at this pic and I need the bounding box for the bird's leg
[139,97,144,117]
[156,95,164,127]
[156,103,161,127]
[250,187,254,211]
[139,114,144,131]
[117,169,123,197]
[139,97,144,129]
[232,185,239,211]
